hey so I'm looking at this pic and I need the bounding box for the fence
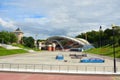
[0,63,120,74]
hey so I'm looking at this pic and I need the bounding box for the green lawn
[0,47,28,56]
[85,46,120,58]
[12,44,40,51]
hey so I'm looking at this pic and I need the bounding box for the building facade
[14,28,23,44]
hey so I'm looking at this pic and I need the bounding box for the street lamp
[99,26,102,48]
[85,32,87,40]
[35,34,38,49]
[112,24,116,73]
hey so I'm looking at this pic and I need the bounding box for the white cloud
[24,17,50,25]
[0,0,120,39]
[0,18,16,29]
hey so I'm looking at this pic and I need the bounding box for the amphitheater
[0,36,120,74]
[46,36,94,51]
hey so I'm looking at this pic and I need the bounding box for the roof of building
[47,36,90,46]
[14,28,23,33]
[15,28,21,31]
[46,36,94,50]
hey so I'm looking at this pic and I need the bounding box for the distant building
[14,28,24,43]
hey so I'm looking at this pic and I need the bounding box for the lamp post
[85,32,87,40]
[112,24,116,73]
[99,26,102,48]
[35,34,38,49]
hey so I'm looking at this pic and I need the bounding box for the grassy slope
[85,46,120,58]
[0,47,28,56]
[12,44,40,51]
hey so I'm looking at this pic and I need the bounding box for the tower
[14,28,24,43]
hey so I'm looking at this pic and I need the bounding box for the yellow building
[14,28,24,43]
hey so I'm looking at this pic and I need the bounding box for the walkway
[0,72,119,80]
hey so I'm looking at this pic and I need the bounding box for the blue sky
[0,0,120,39]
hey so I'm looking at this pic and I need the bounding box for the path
[0,72,119,80]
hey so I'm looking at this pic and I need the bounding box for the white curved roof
[47,36,90,46]
[76,38,90,45]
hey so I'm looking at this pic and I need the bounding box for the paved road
[0,72,120,80]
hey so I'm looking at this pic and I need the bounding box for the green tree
[114,26,120,46]
[0,31,17,44]
[76,26,120,47]
[76,31,100,47]
[118,39,120,46]
[22,36,35,48]
[9,32,17,43]
[0,31,9,44]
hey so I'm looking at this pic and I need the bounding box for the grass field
[0,47,28,56]
[85,45,120,58]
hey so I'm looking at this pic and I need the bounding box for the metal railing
[0,63,120,73]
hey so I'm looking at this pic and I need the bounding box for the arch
[46,36,94,51]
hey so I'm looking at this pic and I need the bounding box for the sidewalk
[0,72,116,80]
[0,65,120,75]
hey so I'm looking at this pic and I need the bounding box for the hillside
[85,45,120,58]
[0,47,28,56]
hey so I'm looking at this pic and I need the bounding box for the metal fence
[0,63,120,74]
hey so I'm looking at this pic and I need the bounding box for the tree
[0,31,17,44]
[114,26,120,46]
[9,32,17,43]
[22,36,35,48]
[76,26,120,47]
[104,29,112,39]
[118,39,120,46]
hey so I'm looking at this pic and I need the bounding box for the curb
[0,69,120,76]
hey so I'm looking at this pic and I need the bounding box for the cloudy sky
[0,0,120,39]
